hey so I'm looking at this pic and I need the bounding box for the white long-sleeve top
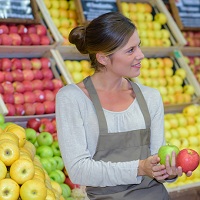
[56,83,165,187]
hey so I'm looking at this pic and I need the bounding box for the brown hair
[69,12,136,71]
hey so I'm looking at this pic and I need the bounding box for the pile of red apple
[182,31,200,47]
[0,23,51,46]
[0,57,64,116]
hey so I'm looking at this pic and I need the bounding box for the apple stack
[0,56,64,116]
[64,59,94,83]
[121,2,171,47]
[0,23,51,46]
[43,0,78,45]
[182,31,200,47]
[184,56,200,83]
[136,56,195,105]
[164,104,200,188]
[0,120,68,199]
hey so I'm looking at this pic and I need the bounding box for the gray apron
[83,77,170,200]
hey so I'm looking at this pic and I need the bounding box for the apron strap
[83,76,108,134]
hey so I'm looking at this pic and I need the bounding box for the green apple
[0,114,5,125]
[51,141,61,156]
[158,144,180,165]
[25,128,37,144]
[49,170,64,184]
[36,145,54,158]
[60,183,71,199]
[40,157,52,174]
[48,157,57,171]
[54,156,64,170]
[36,132,53,146]
[55,169,66,183]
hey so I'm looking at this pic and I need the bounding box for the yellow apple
[34,165,45,180]
[180,138,189,148]
[152,21,161,30]
[170,129,179,139]
[173,75,183,86]
[60,18,71,28]
[0,178,20,200]
[0,132,19,146]
[175,68,187,79]
[173,85,183,94]
[186,125,198,136]
[60,0,69,10]
[183,105,198,116]
[129,3,137,12]
[51,180,62,195]
[136,12,145,22]
[23,140,36,159]
[121,2,129,13]
[49,8,60,18]
[0,160,7,181]
[154,13,167,25]
[165,130,172,142]
[20,179,47,200]
[162,38,171,47]
[176,127,189,138]
[52,18,61,28]
[144,3,152,13]
[168,117,179,129]
[158,77,167,86]
[59,9,68,18]
[164,68,173,77]
[185,115,196,125]
[46,188,56,199]
[183,93,192,103]
[0,139,20,166]
[136,3,146,13]
[168,138,181,149]
[176,115,188,127]
[188,136,200,146]
[51,1,60,9]
[183,85,195,95]
[163,57,173,68]
[71,72,84,83]
[144,13,153,21]
[73,61,82,72]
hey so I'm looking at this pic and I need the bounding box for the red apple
[32,79,43,90]
[15,104,25,116]
[32,69,43,79]
[17,24,27,34]
[12,69,24,82]
[24,103,36,115]
[64,177,80,190]
[22,80,33,91]
[176,148,200,173]
[41,68,54,80]
[0,34,12,45]
[53,88,60,96]
[29,33,40,45]
[0,71,4,83]
[0,85,4,94]
[52,132,58,141]
[40,118,51,124]
[21,58,32,69]
[51,118,56,130]
[30,58,42,70]
[26,118,41,131]
[24,91,36,103]
[2,81,14,93]
[40,35,50,45]
[34,102,45,115]
[43,101,55,114]
[39,121,56,133]
[13,81,25,93]
[4,71,13,82]
[9,25,18,33]
[9,33,22,45]
[43,79,54,90]
[0,24,9,34]
[52,79,63,89]
[43,90,55,101]
[27,25,37,34]
[13,93,25,104]
[0,58,12,71]
[21,34,32,45]
[35,24,47,36]
[23,69,34,81]
[11,58,22,70]
[33,90,45,103]
[40,57,51,68]
[6,103,15,116]
[3,93,14,104]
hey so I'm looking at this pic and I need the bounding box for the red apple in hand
[176,148,200,173]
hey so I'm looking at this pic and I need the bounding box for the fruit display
[184,56,200,83]
[0,56,64,116]
[182,31,200,47]
[43,0,79,45]
[121,2,171,47]
[164,104,200,188]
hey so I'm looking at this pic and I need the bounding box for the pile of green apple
[0,115,68,199]
[121,2,171,47]
[134,56,195,105]
[164,104,200,188]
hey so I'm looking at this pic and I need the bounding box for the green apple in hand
[158,144,180,165]
[25,128,37,143]
[36,131,53,146]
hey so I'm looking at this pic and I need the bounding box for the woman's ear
[96,52,109,66]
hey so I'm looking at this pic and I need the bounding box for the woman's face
[106,31,144,78]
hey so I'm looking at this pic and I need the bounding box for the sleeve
[56,88,142,187]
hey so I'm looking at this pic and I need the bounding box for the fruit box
[0,49,70,127]
[0,0,63,57]
[120,0,186,47]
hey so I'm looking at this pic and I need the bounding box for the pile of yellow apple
[164,104,200,188]
[44,0,78,45]
[135,57,195,105]
[0,119,68,199]
[121,2,171,47]
[64,59,94,83]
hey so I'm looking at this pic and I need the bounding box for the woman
[56,12,191,199]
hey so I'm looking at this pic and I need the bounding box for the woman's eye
[128,48,134,53]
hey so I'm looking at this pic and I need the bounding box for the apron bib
[83,77,169,200]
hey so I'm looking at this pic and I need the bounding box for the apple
[0,140,20,166]
[4,71,13,82]
[36,131,53,146]
[9,33,22,45]
[36,145,54,158]
[43,79,54,90]
[32,79,43,90]
[65,176,80,190]
[43,101,55,114]
[41,68,54,80]
[22,80,33,91]
[11,58,22,70]
[35,24,47,36]
[29,33,41,45]
[10,158,35,184]
[53,156,64,170]
[3,93,14,104]
[11,69,24,82]
[0,24,9,34]
[20,179,47,200]
[30,58,42,70]
[24,91,36,103]
[32,69,44,79]
[24,102,36,115]
[40,35,51,45]
[49,170,65,184]
[15,104,25,116]
[2,82,14,93]
[21,58,32,69]
[39,121,56,134]
[33,90,45,103]
[14,92,25,104]
[154,13,167,25]
[23,69,34,81]
[25,128,37,143]
[34,102,45,115]
[52,78,63,89]
[27,118,41,131]
[40,57,51,68]
[21,34,32,45]
[176,148,200,173]
[0,71,4,83]
[0,178,20,200]
[51,180,62,195]
[13,81,25,93]
[51,141,61,156]
[43,90,55,101]
[5,103,16,116]
[47,157,57,172]
[0,160,7,180]
[158,144,180,165]
[0,58,12,71]
[60,183,72,199]
[0,34,12,45]
[27,25,37,34]
[17,24,27,34]
[40,157,53,174]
